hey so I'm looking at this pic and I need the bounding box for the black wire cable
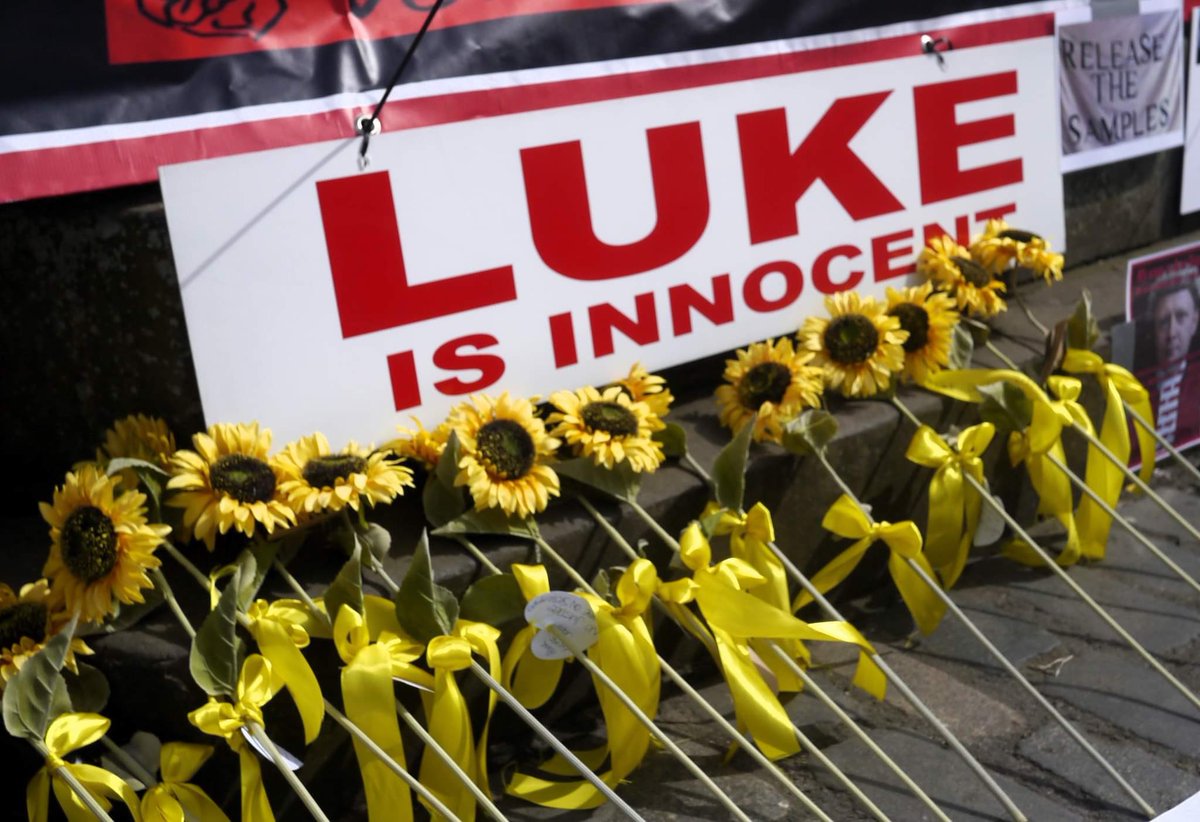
[358,0,447,163]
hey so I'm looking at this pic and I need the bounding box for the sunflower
[386,417,452,470]
[275,432,414,516]
[450,393,561,518]
[95,414,177,493]
[714,338,824,442]
[166,422,296,550]
[886,283,959,383]
[0,579,92,685]
[610,362,673,419]
[918,234,1007,318]
[39,464,169,624]
[548,385,664,472]
[970,220,1063,284]
[800,293,908,398]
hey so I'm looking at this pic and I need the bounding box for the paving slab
[820,728,1082,822]
[1035,644,1200,758]
[1017,723,1200,817]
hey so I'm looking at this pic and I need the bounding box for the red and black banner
[1,0,1037,203]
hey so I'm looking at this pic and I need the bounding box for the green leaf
[973,482,1006,546]
[63,663,110,714]
[3,616,78,740]
[1067,289,1099,351]
[358,523,393,567]
[433,509,540,540]
[653,422,688,459]
[459,574,526,626]
[274,529,308,566]
[949,322,975,370]
[554,457,642,503]
[712,414,755,511]
[107,458,170,516]
[978,382,1033,433]
[591,568,612,600]
[396,531,459,643]
[189,566,244,697]
[235,542,278,610]
[423,432,467,527]
[102,731,160,790]
[324,543,364,627]
[781,409,839,457]
[106,457,170,480]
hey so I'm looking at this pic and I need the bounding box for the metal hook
[355,113,381,171]
[920,34,953,68]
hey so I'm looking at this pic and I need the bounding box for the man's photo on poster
[1128,243,1200,456]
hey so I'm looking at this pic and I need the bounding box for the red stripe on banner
[3,13,1052,203]
[105,0,667,65]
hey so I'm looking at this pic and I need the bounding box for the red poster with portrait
[1127,241,1200,456]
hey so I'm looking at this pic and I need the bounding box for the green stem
[626,499,681,552]
[1012,288,1051,337]
[100,735,158,788]
[681,451,716,491]
[983,339,1022,371]
[453,535,503,575]
[247,722,330,822]
[150,567,195,639]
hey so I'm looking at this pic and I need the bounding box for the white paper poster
[1180,8,1200,212]
[161,8,1065,447]
[1058,0,1184,172]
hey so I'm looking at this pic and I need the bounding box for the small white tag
[525,592,599,660]
[241,727,303,771]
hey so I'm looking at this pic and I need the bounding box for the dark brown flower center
[0,602,48,649]
[953,256,995,287]
[889,303,930,353]
[61,506,118,583]
[581,401,639,437]
[824,314,880,365]
[302,454,367,489]
[210,454,277,503]
[737,362,792,410]
[998,229,1038,243]
[477,419,535,480]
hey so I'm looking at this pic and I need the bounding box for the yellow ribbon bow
[501,565,565,710]
[244,598,324,744]
[662,523,884,760]
[333,603,430,822]
[420,620,502,821]
[26,713,141,822]
[188,654,284,822]
[905,423,995,589]
[508,559,662,810]
[1003,387,1082,567]
[141,742,229,822]
[1061,349,1156,558]
[923,368,1084,567]
[713,503,809,691]
[796,495,946,636]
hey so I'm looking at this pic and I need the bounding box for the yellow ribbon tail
[421,642,480,822]
[255,618,324,744]
[715,630,799,760]
[235,741,275,822]
[888,551,947,635]
[343,643,413,822]
[160,784,230,822]
[27,767,50,822]
[791,541,869,613]
[501,627,564,710]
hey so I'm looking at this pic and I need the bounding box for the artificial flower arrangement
[2,218,1167,821]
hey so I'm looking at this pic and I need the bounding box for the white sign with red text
[161,8,1065,447]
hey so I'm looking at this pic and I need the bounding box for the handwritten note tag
[525,592,599,660]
